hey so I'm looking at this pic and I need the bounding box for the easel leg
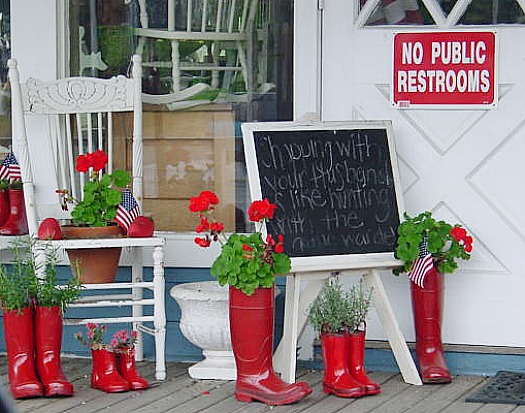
[364,270,422,385]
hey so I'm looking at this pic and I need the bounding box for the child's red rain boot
[347,330,380,395]
[91,349,130,393]
[117,349,149,390]
[321,333,366,398]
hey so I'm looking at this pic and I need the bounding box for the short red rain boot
[229,286,312,405]
[411,268,452,384]
[321,333,366,398]
[34,306,74,397]
[3,306,43,399]
[347,330,380,395]
[0,188,28,235]
[91,348,130,393]
[117,349,149,390]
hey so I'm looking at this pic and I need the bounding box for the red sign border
[391,30,498,109]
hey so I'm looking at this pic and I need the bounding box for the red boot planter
[411,268,452,384]
[321,333,365,398]
[229,286,312,405]
[91,349,130,393]
[3,307,43,399]
[34,306,74,397]
[0,188,28,235]
[346,331,380,395]
[117,349,149,390]
[0,188,9,227]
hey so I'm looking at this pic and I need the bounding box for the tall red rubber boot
[34,306,74,397]
[0,188,28,235]
[91,349,130,393]
[321,333,365,398]
[117,349,149,390]
[229,286,312,405]
[411,268,452,384]
[0,189,9,227]
[3,306,43,399]
[346,330,380,395]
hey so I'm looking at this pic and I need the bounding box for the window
[68,0,293,233]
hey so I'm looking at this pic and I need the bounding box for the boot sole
[323,384,365,398]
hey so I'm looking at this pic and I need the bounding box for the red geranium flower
[75,154,90,173]
[248,199,277,222]
[194,236,211,247]
[91,149,108,172]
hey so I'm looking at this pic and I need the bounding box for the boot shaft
[34,306,63,349]
[321,333,351,377]
[3,307,34,354]
[411,268,445,340]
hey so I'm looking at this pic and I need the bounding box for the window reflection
[69,0,293,233]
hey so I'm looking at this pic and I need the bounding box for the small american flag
[0,152,21,182]
[408,237,434,288]
[115,188,140,231]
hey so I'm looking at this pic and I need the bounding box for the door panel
[322,0,525,346]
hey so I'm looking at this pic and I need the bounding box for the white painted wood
[317,0,525,352]
[8,55,167,381]
[273,269,421,385]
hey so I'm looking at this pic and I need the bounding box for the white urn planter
[170,281,236,380]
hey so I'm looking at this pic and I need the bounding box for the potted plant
[74,324,147,393]
[0,240,81,399]
[54,149,132,283]
[393,211,473,384]
[308,276,378,398]
[188,190,312,406]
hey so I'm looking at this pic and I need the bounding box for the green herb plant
[394,211,473,276]
[0,239,82,313]
[308,276,373,335]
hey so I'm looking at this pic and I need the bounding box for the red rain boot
[0,188,28,235]
[411,268,452,384]
[34,306,74,397]
[3,306,43,399]
[0,189,9,227]
[347,330,380,395]
[117,349,149,390]
[229,286,312,405]
[91,349,130,393]
[321,333,365,398]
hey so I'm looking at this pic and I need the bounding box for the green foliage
[307,277,373,335]
[33,245,82,314]
[211,232,291,296]
[71,169,131,227]
[394,211,472,275]
[0,240,82,313]
[0,179,10,190]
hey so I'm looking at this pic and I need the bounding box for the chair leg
[153,246,167,381]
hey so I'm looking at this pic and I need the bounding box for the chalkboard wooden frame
[242,120,405,273]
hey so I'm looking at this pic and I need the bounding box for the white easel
[241,120,423,387]
[272,266,422,385]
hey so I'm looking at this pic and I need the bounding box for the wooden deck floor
[1,356,524,413]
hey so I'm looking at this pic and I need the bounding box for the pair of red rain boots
[3,306,73,399]
[321,330,381,398]
[91,348,149,393]
[0,188,28,235]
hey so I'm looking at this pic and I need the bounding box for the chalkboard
[242,121,404,272]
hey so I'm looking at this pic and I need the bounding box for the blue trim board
[300,346,525,378]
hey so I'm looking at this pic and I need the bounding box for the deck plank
[1,357,523,413]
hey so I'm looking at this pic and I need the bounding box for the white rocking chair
[8,55,167,381]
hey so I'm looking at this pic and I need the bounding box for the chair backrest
[8,55,143,238]
[137,0,258,37]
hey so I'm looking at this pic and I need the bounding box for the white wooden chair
[134,0,259,93]
[8,55,167,381]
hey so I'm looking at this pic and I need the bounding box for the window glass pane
[362,0,430,25]
[68,0,293,233]
[456,0,525,24]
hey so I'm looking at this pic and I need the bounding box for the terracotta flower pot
[61,225,123,284]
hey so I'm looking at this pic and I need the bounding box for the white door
[320,0,525,347]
